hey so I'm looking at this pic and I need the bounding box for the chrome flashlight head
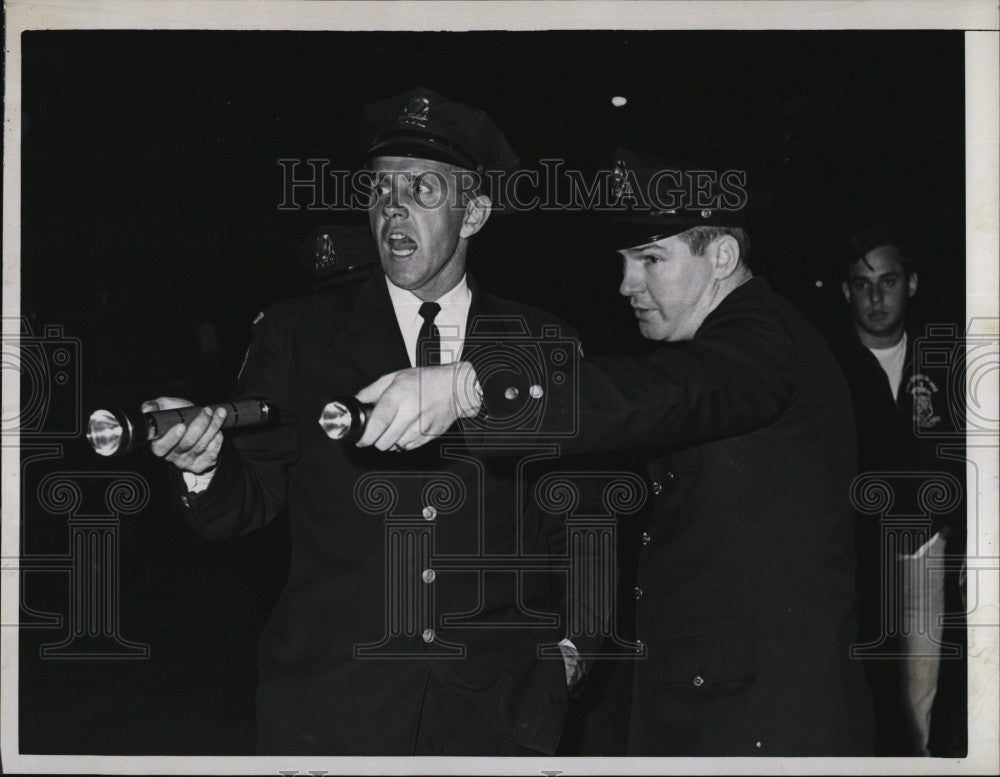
[86,408,137,456]
[319,396,372,443]
[319,401,353,440]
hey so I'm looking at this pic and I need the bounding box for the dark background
[17,30,965,754]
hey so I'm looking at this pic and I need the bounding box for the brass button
[529,384,544,399]
[641,532,651,545]
[421,505,437,520]
[693,675,705,687]
[666,471,675,481]
[504,386,519,400]
[633,586,643,600]
[651,481,662,495]
[634,639,644,654]
[421,569,436,584]
[422,629,435,643]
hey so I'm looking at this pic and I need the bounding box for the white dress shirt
[385,274,472,367]
[185,275,473,494]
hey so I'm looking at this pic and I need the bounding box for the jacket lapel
[465,276,530,349]
[340,273,510,376]
[342,273,412,380]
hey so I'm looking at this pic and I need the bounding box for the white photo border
[3,2,997,775]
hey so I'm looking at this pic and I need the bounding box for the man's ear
[841,280,852,305]
[711,235,741,279]
[460,194,492,239]
[907,270,918,298]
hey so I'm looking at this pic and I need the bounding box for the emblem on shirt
[906,373,941,429]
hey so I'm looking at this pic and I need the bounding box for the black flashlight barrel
[146,399,272,439]
[87,398,273,456]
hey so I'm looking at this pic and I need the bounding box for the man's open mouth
[387,231,418,257]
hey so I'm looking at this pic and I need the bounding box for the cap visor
[603,218,692,250]
[366,134,476,172]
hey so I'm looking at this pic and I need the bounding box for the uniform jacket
[175,273,576,755]
[477,277,876,755]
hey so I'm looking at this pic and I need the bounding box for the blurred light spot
[611,96,627,108]
[814,280,824,288]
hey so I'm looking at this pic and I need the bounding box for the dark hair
[677,226,751,263]
[844,226,914,277]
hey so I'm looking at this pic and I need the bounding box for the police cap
[364,86,520,177]
[601,148,750,249]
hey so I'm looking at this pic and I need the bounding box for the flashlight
[318,396,373,443]
[86,399,274,456]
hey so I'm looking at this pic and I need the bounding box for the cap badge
[399,96,430,128]
[611,160,634,200]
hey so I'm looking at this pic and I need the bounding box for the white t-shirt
[869,331,907,401]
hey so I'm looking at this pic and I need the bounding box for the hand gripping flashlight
[86,399,274,456]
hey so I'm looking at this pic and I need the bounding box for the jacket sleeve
[172,308,301,541]
[472,293,797,456]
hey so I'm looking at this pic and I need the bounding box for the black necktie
[417,301,442,367]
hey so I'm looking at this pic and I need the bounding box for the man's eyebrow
[849,269,900,280]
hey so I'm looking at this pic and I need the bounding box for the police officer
[358,149,876,755]
[144,87,582,755]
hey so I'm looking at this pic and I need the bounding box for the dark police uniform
[473,150,876,755]
[172,88,578,755]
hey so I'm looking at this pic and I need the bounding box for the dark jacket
[826,323,965,537]
[175,273,575,755]
[824,321,967,755]
[477,277,876,755]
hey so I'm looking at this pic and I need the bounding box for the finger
[356,399,396,447]
[173,407,215,453]
[143,396,195,413]
[393,421,426,451]
[151,422,187,458]
[204,430,223,462]
[371,409,413,451]
[185,408,227,458]
[355,371,400,405]
[184,430,225,474]
[404,410,452,449]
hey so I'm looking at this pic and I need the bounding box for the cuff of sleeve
[170,439,237,513]
[558,637,586,689]
[182,469,216,494]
